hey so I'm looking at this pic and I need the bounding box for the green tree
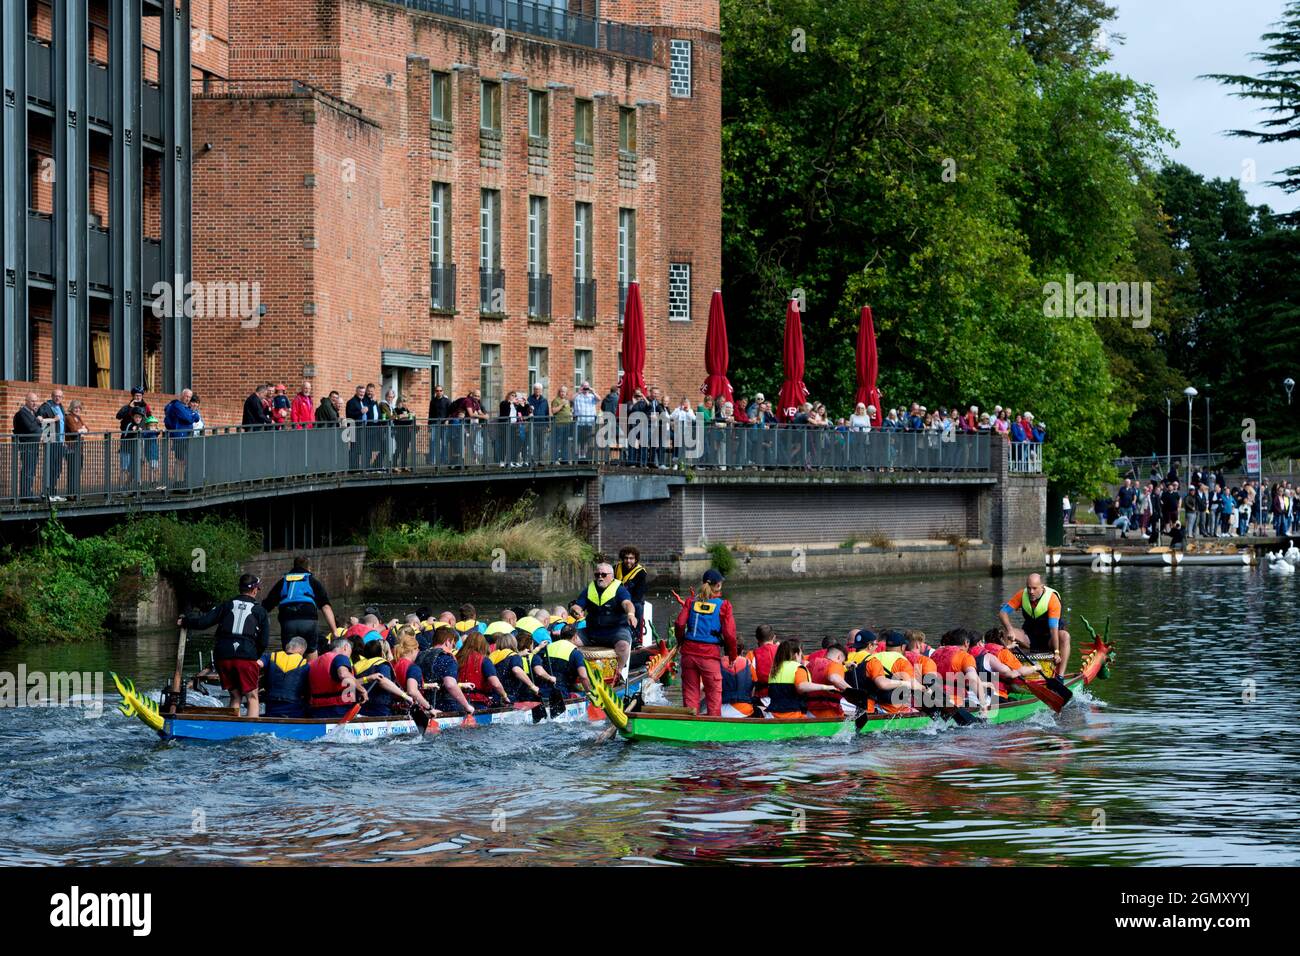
[1013,0,1119,68]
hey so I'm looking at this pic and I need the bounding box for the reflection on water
[0,567,1297,866]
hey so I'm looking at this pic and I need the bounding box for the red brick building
[190,0,721,418]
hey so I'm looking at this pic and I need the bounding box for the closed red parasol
[855,305,883,426]
[701,289,734,404]
[619,281,647,404]
[777,298,809,421]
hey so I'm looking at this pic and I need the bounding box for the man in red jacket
[290,381,315,428]
[673,569,737,716]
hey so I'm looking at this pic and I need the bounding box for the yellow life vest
[862,651,906,676]
[845,648,874,668]
[515,616,544,634]
[489,648,516,669]
[769,660,802,685]
[586,579,621,605]
[455,619,480,633]
[270,651,307,673]
[485,620,514,636]
[616,564,645,585]
[353,656,386,677]
[1019,586,1058,619]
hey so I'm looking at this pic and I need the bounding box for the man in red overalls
[673,569,738,716]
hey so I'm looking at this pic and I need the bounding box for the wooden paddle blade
[946,707,979,727]
[854,709,872,731]
[548,689,567,719]
[1045,676,1074,704]
[411,707,430,734]
[334,703,363,729]
[531,701,546,724]
[1016,678,1068,713]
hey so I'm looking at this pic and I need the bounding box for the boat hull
[596,640,1110,745]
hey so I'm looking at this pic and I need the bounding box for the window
[574,349,593,389]
[480,189,500,272]
[431,340,450,392]
[618,107,637,152]
[431,71,452,123]
[430,183,450,265]
[481,344,502,409]
[618,208,637,318]
[480,80,501,131]
[669,40,693,98]
[528,347,548,391]
[668,263,691,321]
[574,203,593,280]
[528,90,549,138]
[574,98,594,146]
[528,196,548,277]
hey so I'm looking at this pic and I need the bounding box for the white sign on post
[1245,440,1261,475]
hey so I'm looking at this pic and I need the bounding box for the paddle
[596,695,638,743]
[331,702,363,732]
[167,626,188,716]
[1010,650,1073,710]
[838,685,977,730]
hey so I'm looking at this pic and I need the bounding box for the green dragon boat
[590,633,1113,745]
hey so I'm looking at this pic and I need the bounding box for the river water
[1,566,1296,866]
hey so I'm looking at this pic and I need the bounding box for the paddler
[998,573,1071,676]
[615,545,649,643]
[532,623,593,699]
[804,643,853,718]
[307,636,369,718]
[179,573,270,718]
[570,562,638,677]
[845,630,926,715]
[260,555,338,658]
[455,603,487,636]
[391,631,436,716]
[746,624,780,699]
[455,632,510,708]
[972,626,1041,701]
[720,643,757,717]
[259,635,312,718]
[354,638,411,717]
[489,632,542,702]
[765,639,839,719]
[414,626,476,715]
[843,629,882,669]
[673,569,738,716]
[930,627,993,710]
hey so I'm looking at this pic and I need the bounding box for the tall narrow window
[480,80,501,131]
[431,340,451,392]
[618,107,637,152]
[528,196,550,317]
[481,344,502,410]
[574,98,594,146]
[431,71,452,122]
[668,263,691,321]
[528,347,549,391]
[528,90,549,138]
[480,189,502,313]
[669,40,693,98]
[617,208,636,320]
[430,183,453,309]
[574,349,593,389]
[574,202,594,324]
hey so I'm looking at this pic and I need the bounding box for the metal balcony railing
[574,277,596,326]
[395,0,653,60]
[1008,441,1043,474]
[479,267,506,314]
[528,273,552,318]
[430,263,456,311]
[0,425,997,513]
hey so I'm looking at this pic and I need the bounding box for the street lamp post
[1204,389,1211,462]
[1184,386,1198,472]
[1165,396,1172,473]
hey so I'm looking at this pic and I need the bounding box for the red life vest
[393,657,411,689]
[805,656,843,710]
[308,651,353,709]
[458,651,491,705]
[930,645,969,677]
[749,643,778,693]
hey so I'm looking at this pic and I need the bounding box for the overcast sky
[1105,0,1298,214]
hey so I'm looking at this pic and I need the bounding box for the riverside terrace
[0,423,1048,577]
[0,422,1034,515]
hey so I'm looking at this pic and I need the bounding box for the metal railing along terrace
[396,0,655,60]
[0,423,1000,512]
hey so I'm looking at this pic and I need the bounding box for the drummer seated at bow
[489,633,543,703]
[765,639,841,719]
[998,573,1071,676]
[972,626,1041,701]
[456,632,511,708]
[533,624,593,699]
[570,562,638,677]
[845,630,926,714]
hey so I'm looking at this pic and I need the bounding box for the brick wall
[988,443,1048,571]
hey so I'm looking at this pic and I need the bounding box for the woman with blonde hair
[392,631,435,715]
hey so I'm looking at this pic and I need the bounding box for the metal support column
[110,0,143,389]
[159,0,191,392]
[1,3,29,380]
[53,0,90,384]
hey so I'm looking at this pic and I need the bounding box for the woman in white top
[849,402,872,431]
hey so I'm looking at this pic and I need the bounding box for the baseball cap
[881,629,907,647]
[853,629,878,650]
[702,568,724,585]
